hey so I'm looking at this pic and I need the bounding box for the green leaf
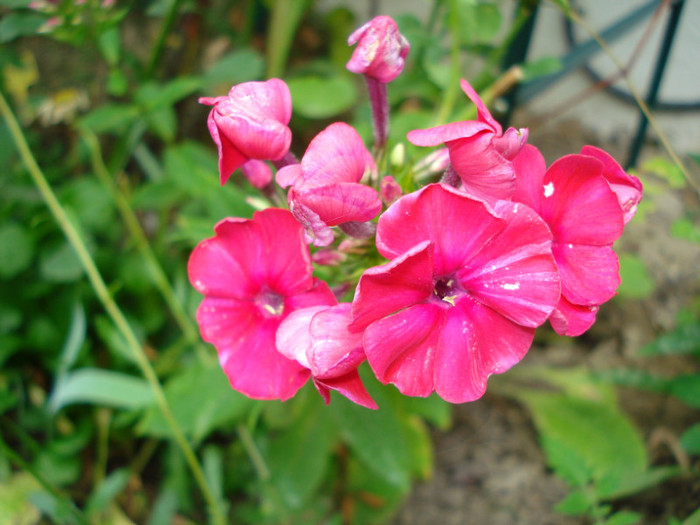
[264,395,336,510]
[79,103,140,134]
[0,11,46,42]
[145,105,177,143]
[330,375,412,490]
[53,302,86,380]
[606,511,643,525]
[402,393,451,431]
[520,56,562,82]
[680,422,700,454]
[596,466,680,499]
[667,374,700,409]
[617,254,654,299]
[0,222,34,278]
[639,321,700,356]
[680,505,700,525]
[288,75,357,119]
[642,157,686,189]
[97,26,121,66]
[138,361,253,442]
[203,48,265,89]
[135,77,202,112]
[671,218,700,243]
[554,490,590,515]
[595,368,670,393]
[85,468,130,516]
[49,368,155,412]
[518,391,647,488]
[39,242,83,282]
[0,472,41,523]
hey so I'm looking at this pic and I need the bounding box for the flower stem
[365,76,389,151]
[0,91,226,525]
[80,128,211,363]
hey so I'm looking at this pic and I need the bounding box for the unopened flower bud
[346,16,410,83]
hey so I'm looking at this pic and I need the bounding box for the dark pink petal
[197,297,309,400]
[309,303,365,379]
[447,131,516,202]
[380,175,402,205]
[288,192,335,247]
[228,78,292,125]
[241,159,272,189]
[459,200,560,327]
[313,371,378,409]
[364,303,444,398]
[212,209,314,296]
[512,144,547,212]
[213,110,291,161]
[581,145,643,225]
[492,126,529,160]
[351,241,434,331]
[459,78,501,134]
[297,123,376,188]
[549,296,599,337]
[407,121,491,147]
[376,184,504,276]
[434,297,534,403]
[294,183,382,226]
[283,279,337,312]
[207,109,247,185]
[541,155,624,245]
[553,242,620,305]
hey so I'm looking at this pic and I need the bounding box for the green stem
[0,91,226,525]
[265,0,313,79]
[80,128,211,363]
[146,0,183,78]
[434,0,463,126]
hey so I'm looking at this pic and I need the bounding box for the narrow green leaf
[595,368,670,393]
[0,222,34,278]
[667,374,700,409]
[595,466,680,500]
[85,468,130,515]
[606,510,643,525]
[639,321,700,356]
[49,368,155,412]
[52,302,86,383]
[78,103,139,134]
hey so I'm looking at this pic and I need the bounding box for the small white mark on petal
[544,182,554,198]
[502,282,520,291]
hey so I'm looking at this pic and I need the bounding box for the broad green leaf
[203,48,265,89]
[49,368,155,412]
[61,178,115,233]
[642,157,686,189]
[554,490,590,515]
[401,393,452,431]
[400,415,433,480]
[264,396,336,510]
[288,75,357,119]
[595,368,670,393]
[135,77,202,112]
[606,511,643,525]
[138,361,253,442]
[518,391,647,488]
[617,254,654,299]
[639,321,700,356]
[667,374,700,409]
[595,465,680,499]
[0,222,34,278]
[145,106,177,143]
[680,422,700,454]
[79,103,139,134]
[681,505,700,525]
[330,374,412,490]
[98,26,121,66]
[0,11,46,42]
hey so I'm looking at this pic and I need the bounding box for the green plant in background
[1,1,697,525]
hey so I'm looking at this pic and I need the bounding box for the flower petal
[228,78,292,125]
[553,242,620,305]
[207,109,247,185]
[459,78,501,134]
[294,183,382,226]
[512,144,547,212]
[459,200,560,327]
[308,303,365,378]
[351,240,435,331]
[313,371,378,409]
[276,305,328,369]
[241,159,273,189]
[407,121,491,147]
[434,297,534,402]
[549,295,599,337]
[364,303,444,398]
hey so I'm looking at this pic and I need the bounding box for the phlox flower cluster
[189,16,642,410]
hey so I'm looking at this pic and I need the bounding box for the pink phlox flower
[407,79,528,202]
[512,144,629,336]
[351,183,560,403]
[581,145,643,225]
[277,303,378,409]
[188,208,336,401]
[346,15,410,83]
[276,122,381,247]
[199,79,292,186]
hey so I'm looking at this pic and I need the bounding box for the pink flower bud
[380,175,402,205]
[346,16,410,83]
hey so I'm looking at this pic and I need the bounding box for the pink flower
[240,159,273,189]
[351,184,560,403]
[188,208,336,401]
[512,145,630,336]
[277,303,378,409]
[581,146,643,225]
[199,79,292,186]
[346,16,410,83]
[380,175,402,205]
[407,79,528,202]
[276,122,381,247]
